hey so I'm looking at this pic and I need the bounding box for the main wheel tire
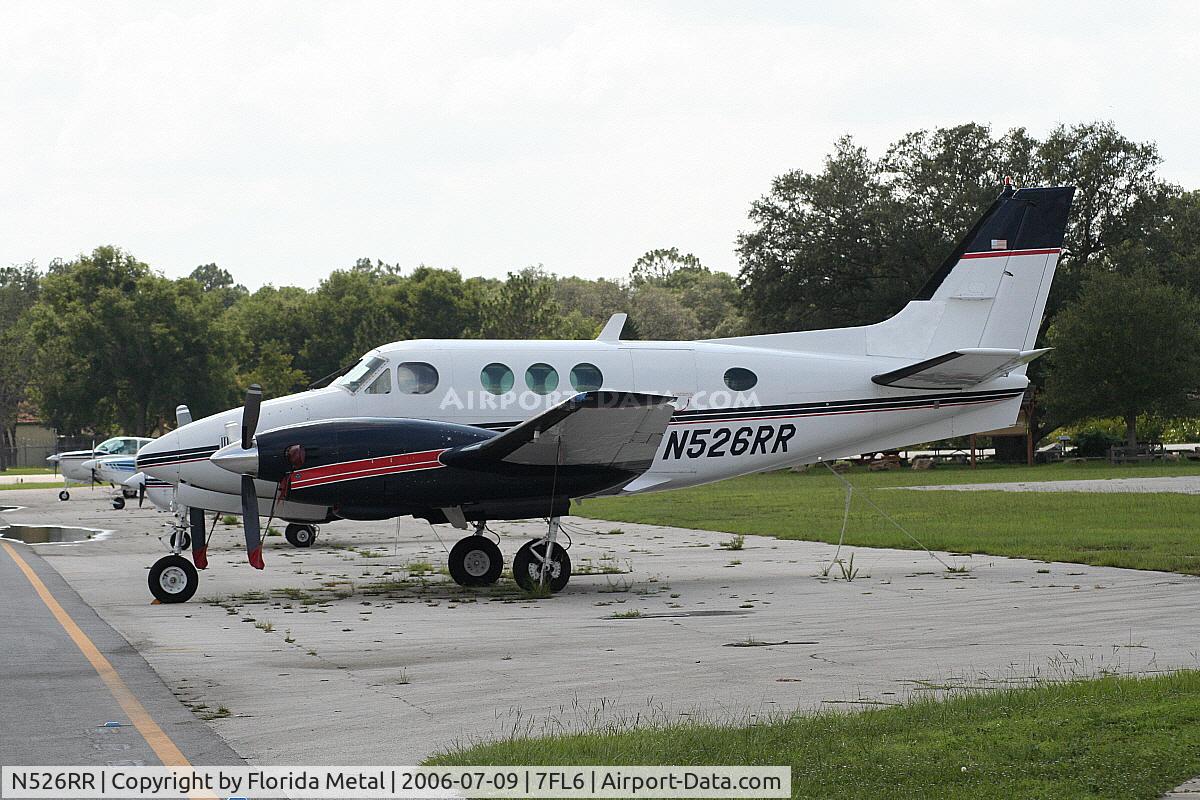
[285,523,316,548]
[112,497,126,510]
[512,539,571,592]
[58,490,70,501]
[170,530,191,551]
[448,536,504,587]
[148,555,198,604]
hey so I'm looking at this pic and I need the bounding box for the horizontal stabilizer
[444,391,676,468]
[871,348,1049,389]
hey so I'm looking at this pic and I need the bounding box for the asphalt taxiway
[2,486,1199,767]
[0,527,240,767]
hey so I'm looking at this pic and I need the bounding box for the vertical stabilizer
[911,184,1075,354]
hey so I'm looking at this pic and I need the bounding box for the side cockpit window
[365,369,392,395]
[397,362,439,394]
[335,355,387,394]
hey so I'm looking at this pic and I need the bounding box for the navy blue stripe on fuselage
[136,445,220,469]
[668,388,1023,425]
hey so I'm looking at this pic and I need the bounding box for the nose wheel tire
[170,530,191,551]
[285,523,317,548]
[512,539,571,592]
[148,554,198,604]
[448,536,504,587]
[58,490,70,501]
[112,497,126,510]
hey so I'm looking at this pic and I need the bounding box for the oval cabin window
[480,363,515,395]
[525,363,559,395]
[396,362,439,394]
[569,363,603,391]
[723,367,758,392]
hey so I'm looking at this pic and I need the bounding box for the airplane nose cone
[79,458,99,471]
[210,443,259,476]
[135,430,180,481]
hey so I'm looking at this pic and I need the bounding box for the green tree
[224,284,315,391]
[189,263,247,310]
[1036,121,1176,318]
[1108,190,1200,297]
[407,266,486,339]
[551,277,630,329]
[1043,270,1200,447]
[627,285,702,341]
[0,262,41,468]
[300,263,409,381]
[479,267,561,339]
[631,247,705,286]
[736,135,900,332]
[735,122,1174,335]
[31,247,237,435]
[237,341,306,398]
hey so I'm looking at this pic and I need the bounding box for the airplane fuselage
[138,337,1027,521]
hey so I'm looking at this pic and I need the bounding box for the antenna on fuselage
[597,313,627,342]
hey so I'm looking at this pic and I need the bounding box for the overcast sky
[2,1,1197,289]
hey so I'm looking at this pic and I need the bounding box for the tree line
[1,120,1197,458]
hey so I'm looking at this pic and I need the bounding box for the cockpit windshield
[96,437,143,455]
[335,355,387,394]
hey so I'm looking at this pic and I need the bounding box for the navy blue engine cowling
[252,417,638,522]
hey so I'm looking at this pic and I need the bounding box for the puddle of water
[0,525,110,544]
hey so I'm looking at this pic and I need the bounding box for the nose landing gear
[148,554,198,604]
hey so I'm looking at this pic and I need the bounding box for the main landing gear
[448,522,504,586]
[58,490,70,501]
[285,523,318,548]
[445,518,573,592]
[512,517,571,592]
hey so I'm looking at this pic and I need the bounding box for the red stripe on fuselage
[289,449,447,489]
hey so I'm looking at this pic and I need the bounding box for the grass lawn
[0,467,57,476]
[0,482,65,491]
[428,671,1200,799]
[576,461,1200,574]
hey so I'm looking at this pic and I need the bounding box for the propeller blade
[189,507,208,570]
[241,384,263,450]
[241,474,264,570]
[138,483,145,507]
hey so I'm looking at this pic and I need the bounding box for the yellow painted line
[3,541,219,798]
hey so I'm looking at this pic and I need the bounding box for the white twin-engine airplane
[137,183,1074,603]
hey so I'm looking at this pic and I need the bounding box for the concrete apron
[2,486,1198,769]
